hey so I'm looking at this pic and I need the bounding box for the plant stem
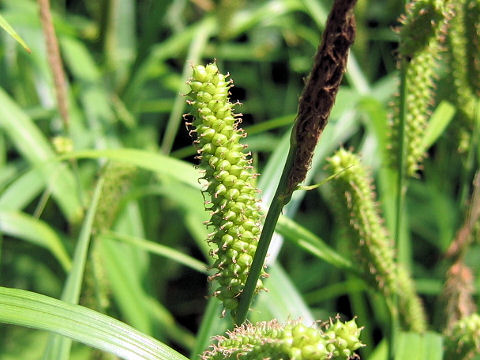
[235,0,357,325]
[38,0,70,131]
[458,99,480,208]
[394,58,408,262]
[234,147,295,324]
[390,49,408,360]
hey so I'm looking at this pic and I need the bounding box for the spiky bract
[186,63,265,313]
[201,318,364,360]
[389,0,451,175]
[327,149,426,332]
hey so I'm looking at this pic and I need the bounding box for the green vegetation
[0,0,479,359]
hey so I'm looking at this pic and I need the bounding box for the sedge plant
[0,0,479,359]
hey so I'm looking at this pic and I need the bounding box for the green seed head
[201,318,364,360]
[186,63,265,314]
[388,0,452,176]
[445,0,479,152]
[327,149,426,332]
[93,163,136,233]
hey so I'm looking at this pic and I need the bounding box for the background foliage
[0,0,478,359]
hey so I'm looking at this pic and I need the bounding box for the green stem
[458,98,480,208]
[390,54,408,360]
[234,146,296,324]
[395,58,408,261]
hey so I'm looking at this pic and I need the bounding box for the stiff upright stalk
[235,0,358,325]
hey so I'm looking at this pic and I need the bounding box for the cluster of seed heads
[185,63,265,314]
[327,148,426,332]
[202,317,364,360]
[388,0,451,176]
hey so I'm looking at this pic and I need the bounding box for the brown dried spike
[442,261,477,331]
[288,0,357,194]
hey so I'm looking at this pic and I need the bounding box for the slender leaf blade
[0,13,31,52]
[43,177,104,360]
[0,88,82,222]
[0,286,188,360]
[0,210,71,271]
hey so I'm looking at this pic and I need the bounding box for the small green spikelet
[201,317,364,360]
[464,0,480,97]
[93,163,136,233]
[185,63,265,313]
[327,149,426,332]
[388,0,451,176]
[445,313,480,359]
[446,0,479,152]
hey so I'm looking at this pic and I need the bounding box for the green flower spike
[388,0,452,175]
[185,63,265,314]
[201,317,364,360]
[327,149,426,332]
[447,0,479,151]
[464,0,480,96]
[445,313,480,359]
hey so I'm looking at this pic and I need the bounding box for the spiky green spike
[388,0,452,175]
[327,149,427,332]
[446,0,479,152]
[201,318,364,360]
[185,63,265,314]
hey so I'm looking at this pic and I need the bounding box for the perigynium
[327,148,426,332]
[201,317,364,360]
[185,63,266,315]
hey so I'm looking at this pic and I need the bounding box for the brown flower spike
[287,0,357,195]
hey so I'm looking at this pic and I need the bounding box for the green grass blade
[59,148,199,189]
[255,264,315,323]
[123,19,209,104]
[227,0,302,39]
[0,88,82,222]
[190,297,227,359]
[103,0,136,87]
[276,215,356,274]
[60,37,117,146]
[145,296,196,351]
[0,168,45,210]
[0,13,31,53]
[161,16,215,154]
[421,100,456,151]
[100,235,154,334]
[42,177,104,360]
[0,210,71,271]
[0,286,188,360]
[395,332,443,360]
[100,231,208,274]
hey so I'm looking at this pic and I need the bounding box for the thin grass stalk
[388,41,408,360]
[38,0,85,215]
[235,148,295,324]
[390,7,411,360]
[235,0,357,325]
[38,0,70,131]
[191,297,222,359]
[459,99,480,208]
